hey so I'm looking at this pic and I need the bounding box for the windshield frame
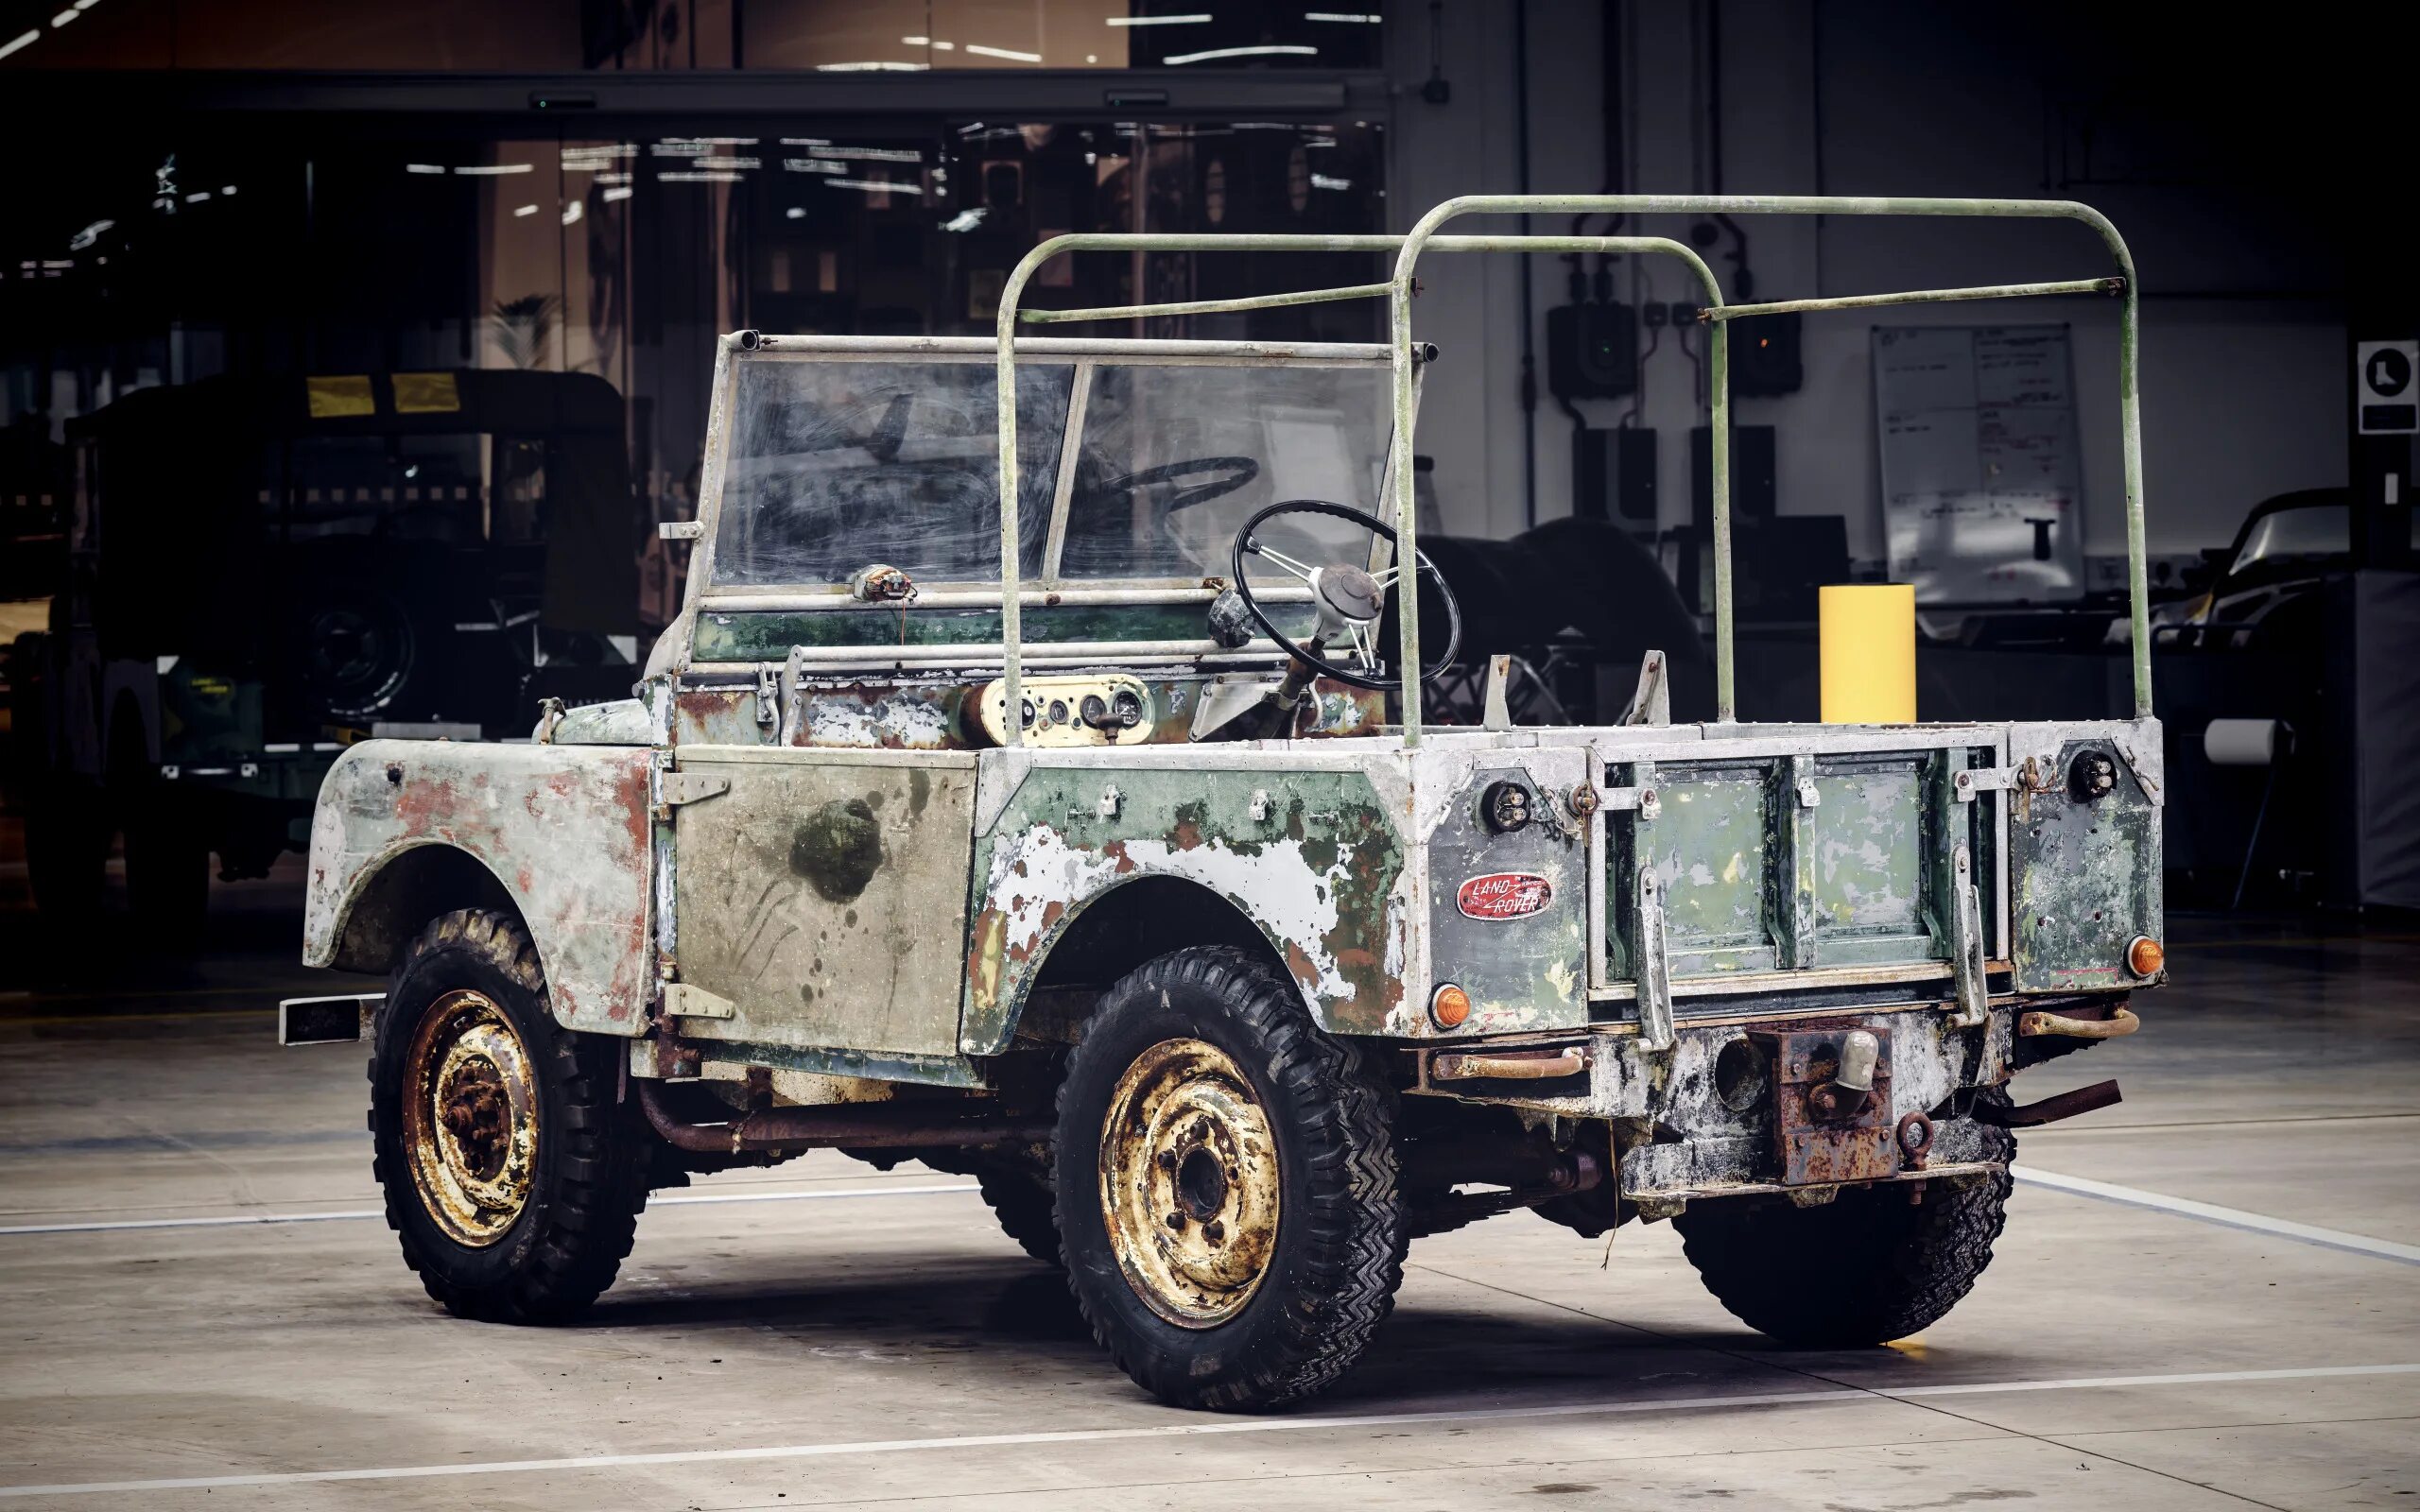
[691,334,1399,611]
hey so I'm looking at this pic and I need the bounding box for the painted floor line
[2,1363,2410,1500]
[2013,1165,2420,1265]
[0,1182,980,1236]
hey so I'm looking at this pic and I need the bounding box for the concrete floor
[1,831,2415,1509]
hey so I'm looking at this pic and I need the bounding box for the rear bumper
[1407,997,2127,1205]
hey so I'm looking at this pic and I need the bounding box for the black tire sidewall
[1054,954,1385,1405]
[372,926,574,1297]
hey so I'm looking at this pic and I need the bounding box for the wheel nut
[1155,1150,1176,1170]
[1204,1219,1225,1243]
[1165,1211,1186,1230]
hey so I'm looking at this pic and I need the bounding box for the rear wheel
[977,1166,1062,1265]
[1673,1100,2014,1348]
[369,908,650,1322]
[1053,945,1405,1411]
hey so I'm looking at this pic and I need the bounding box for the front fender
[959,759,1411,1053]
[303,741,656,1033]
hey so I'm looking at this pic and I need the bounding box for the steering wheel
[1228,498,1461,693]
[1104,455,1261,513]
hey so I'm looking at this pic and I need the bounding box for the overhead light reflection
[1305,10,1381,21]
[1,27,43,58]
[1163,43,1318,63]
[405,163,446,175]
[562,201,583,225]
[786,206,806,219]
[455,163,535,176]
[512,203,538,217]
[816,60,927,71]
[963,43,1041,61]
[68,219,113,249]
[822,179,925,195]
[1107,12,1211,24]
[50,9,77,27]
[602,186,633,202]
[942,207,985,232]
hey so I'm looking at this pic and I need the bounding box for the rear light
[1430,983,1471,1029]
[2127,936,2164,978]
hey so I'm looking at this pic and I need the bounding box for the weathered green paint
[671,749,977,1057]
[2011,741,2162,992]
[1421,765,1590,1035]
[959,765,1408,1053]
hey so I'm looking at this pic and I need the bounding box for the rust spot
[1102,839,1138,875]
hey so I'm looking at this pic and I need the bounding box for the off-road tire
[1053,945,1406,1412]
[977,1167,1062,1265]
[369,908,650,1323]
[1673,1096,2014,1348]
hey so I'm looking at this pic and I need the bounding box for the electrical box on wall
[1572,426,1657,524]
[1547,301,1637,399]
[1691,423,1778,531]
[1730,311,1804,397]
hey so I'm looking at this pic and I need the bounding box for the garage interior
[2,3,2416,1508]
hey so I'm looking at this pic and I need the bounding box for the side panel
[303,740,654,1033]
[961,762,1409,1051]
[672,749,977,1057]
[2010,730,2163,991]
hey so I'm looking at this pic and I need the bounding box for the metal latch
[1952,765,2018,802]
[1599,784,1661,821]
[754,663,781,731]
[657,520,704,541]
[656,771,731,816]
[1947,842,1988,1028]
[1634,863,1675,1053]
[663,983,735,1021]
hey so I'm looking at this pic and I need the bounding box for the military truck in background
[6,368,640,936]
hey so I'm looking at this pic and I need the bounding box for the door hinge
[655,771,731,817]
[663,982,735,1021]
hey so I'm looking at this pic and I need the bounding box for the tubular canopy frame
[994,196,2148,748]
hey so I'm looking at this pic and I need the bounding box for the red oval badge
[1458,872,1552,920]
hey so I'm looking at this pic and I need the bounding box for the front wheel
[1673,1106,2014,1348]
[1053,946,1406,1412]
[369,908,650,1322]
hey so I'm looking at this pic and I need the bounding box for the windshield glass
[707,355,1393,590]
[2232,505,2347,574]
[1062,363,1392,580]
[712,358,1072,586]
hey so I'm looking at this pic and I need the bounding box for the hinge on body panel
[655,771,731,816]
[1599,779,1661,821]
[663,982,735,1021]
[1948,842,1989,1028]
[1634,862,1676,1053]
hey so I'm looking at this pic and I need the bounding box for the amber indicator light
[2127,936,2164,977]
[1430,983,1472,1029]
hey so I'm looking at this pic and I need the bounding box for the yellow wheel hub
[1098,1038,1282,1329]
[401,989,541,1247]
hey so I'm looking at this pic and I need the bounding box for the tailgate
[1592,730,2006,1032]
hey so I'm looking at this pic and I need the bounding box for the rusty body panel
[960,753,1411,1053]
[304,739,656,1033]
[668,746,977,1057]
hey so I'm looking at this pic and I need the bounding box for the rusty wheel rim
[1098,1037,1281,1330]
[401,988,541,1247]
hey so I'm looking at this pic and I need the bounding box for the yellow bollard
[1819,584,1916,724]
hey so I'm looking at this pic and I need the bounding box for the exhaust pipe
[637,1078,1051,1155]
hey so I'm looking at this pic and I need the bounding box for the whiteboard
[1873,324,2085,604]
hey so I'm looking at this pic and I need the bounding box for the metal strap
[1635,863,1676,1053]
[1949,843,1989,1028]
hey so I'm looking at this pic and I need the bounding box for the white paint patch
[4,1364,2411,1499]
[2014,1165,2420,1265]
[0,1182,978,1237]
